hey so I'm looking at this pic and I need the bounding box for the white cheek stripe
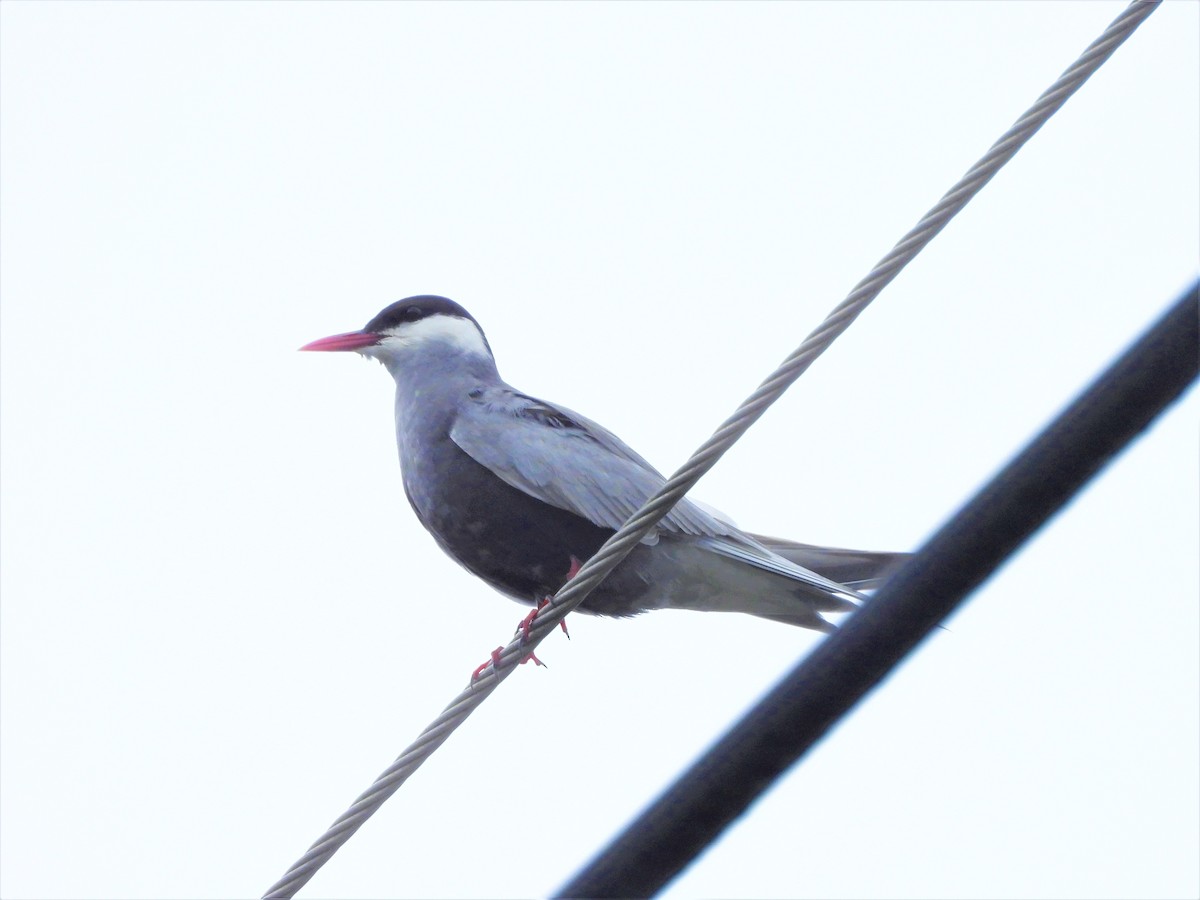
[383,316,491,357]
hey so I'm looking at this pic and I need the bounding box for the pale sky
[1,2,1197,899]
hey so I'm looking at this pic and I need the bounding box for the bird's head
[300,295,494,375]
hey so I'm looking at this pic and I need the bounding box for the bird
[301,295,906,633]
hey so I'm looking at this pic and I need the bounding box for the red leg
[518,603,544,641]
[470,643,547,682]
[475,556,584,680]
[518,555,583,640]
[470,647,505,682]
[554,555,583,638]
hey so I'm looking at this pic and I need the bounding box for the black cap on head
[364,296,481,334]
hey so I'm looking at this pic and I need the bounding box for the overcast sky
[2,2,1197,899]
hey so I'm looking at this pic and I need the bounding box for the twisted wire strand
[262,3,1158,896]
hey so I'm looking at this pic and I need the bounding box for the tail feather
[749,535,910,591]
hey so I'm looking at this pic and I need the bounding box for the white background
[2,2,1197,898]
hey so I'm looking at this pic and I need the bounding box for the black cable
[555,280,1199,899]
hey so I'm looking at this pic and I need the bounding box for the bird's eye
[403,306,424,321]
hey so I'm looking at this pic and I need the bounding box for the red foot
[471,647,504,682]
[470,646,546,683]
[518,598,570,640]
[473,556,585,682]
[516,555,583,641]
[518,604,542,641]
[554,555,583,638]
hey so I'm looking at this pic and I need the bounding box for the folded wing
[449,387,733,541]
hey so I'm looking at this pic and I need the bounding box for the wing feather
[448,388,733,540]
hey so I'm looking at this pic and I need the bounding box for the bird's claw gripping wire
[470,556,583,682]
[470,648,503,682]
[469,646,547,683]
[516,555,581,642]
[518,598,570,642]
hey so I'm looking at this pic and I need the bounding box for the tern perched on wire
[302,296,905,635]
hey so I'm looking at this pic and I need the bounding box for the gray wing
[448,387,735,540]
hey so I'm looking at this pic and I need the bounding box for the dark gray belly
[403,440,654,616]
